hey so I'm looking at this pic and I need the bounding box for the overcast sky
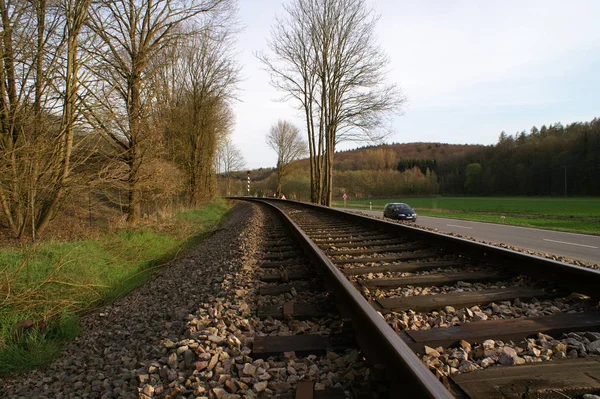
[231,0,600,170]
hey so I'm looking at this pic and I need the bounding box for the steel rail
[252,198,600,298]
[235,197,453,399]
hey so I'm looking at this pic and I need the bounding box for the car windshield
[391,204,411,211]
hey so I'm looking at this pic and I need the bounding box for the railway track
[235,198,600,399]
[246,202,395,399]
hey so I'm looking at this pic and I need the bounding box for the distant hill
[267,142,485,173]
[239,142,485,179]
[333,142,485,170]
[232,117,600,198]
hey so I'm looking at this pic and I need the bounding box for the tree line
[240,117,599,200]
[327,118,600,197]
[237,166,439,200]
[0,0,241,239]
[441,118,600,196]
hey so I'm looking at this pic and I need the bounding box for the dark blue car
[383,202,417,221]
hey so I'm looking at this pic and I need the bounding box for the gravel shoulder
[1,202,255,398]
[1,202,379,399]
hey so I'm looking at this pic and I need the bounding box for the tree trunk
[275,161,283,196]
[0,0,24,235]
[36,0,92,235]
[120,17,149,223]
[0,189,15,231]
[126,140,142,223]
[189,175,199,208]
[127,168,141,223]
[189,137,199,207]
[126,76,141,223]
[325,127,335,206]
[36,23,77,235]
[305,104,318,203]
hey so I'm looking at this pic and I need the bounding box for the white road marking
[543,239,598,249]
[447,224,473,229]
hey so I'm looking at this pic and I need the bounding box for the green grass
[0,315,79,374]
[0,200,231,375]
[334,197,600,235]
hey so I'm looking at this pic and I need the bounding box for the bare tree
[35,0,93,235]
[0,0,92,238]
[215,137,244,196]
[258,0,405,206]
[265,120,307,197]
[170,96,235,204]
[257,2,323,203]
[162,28,239,206]
[86,0,234,222]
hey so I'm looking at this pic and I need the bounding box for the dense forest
[238,117,600,199]
[445,119,600,196]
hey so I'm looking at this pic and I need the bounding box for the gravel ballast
[3,202,597,398]
[1,203,381,399]
[1,203,259,398]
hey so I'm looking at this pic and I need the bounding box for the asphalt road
[342,209,600,265]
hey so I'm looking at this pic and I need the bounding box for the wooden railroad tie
[262,244,297,251]
[257,302,332,320]
[332,252,437,265]
[360,270,505,289]
[262,251,303,261]
[283,301,294,318]
[259,283,309,296]
[260,260,309,269]
[324,243,424,256]
[451,357,600,398]
[252,335,353,358]
[299,224,357,231]
[309,231,387,240]
[402,310,600,350]
[275,381,345,399]
[262,239,295,246]
[343,260,467,276]
[376,287,550,312]
[260,270,312,282]
[295,381,314,399]
[300,223,355,229]
[320,238,408,249]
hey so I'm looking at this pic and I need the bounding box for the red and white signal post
[246,171,251,196]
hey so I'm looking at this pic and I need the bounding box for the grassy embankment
[0,200,231,375]
[333,197,600,235]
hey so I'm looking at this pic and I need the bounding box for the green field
[333,197,600,235]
